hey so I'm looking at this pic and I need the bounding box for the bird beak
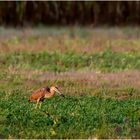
[54,88,65,97]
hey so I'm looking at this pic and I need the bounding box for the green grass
[1,49,140,72]
[1,90,140,139]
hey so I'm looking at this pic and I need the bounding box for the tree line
[0,1,140,26]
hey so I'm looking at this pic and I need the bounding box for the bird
[29,86,64,108]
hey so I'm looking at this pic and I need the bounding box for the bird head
[50,86,65,97]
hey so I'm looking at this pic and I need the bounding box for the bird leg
[39,102,42,109]
[35,98,40,109]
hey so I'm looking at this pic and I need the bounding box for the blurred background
[0,1,140,27]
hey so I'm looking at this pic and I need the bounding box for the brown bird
[29,86,64,108]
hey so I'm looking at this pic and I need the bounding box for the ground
[0,26,140,138]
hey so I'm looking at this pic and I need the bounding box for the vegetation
[1,49,140,72]
[0,1,140,26]
[0,27,140,139]
[1,91,140,139]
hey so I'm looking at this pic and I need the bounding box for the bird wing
[30,87,50,101]
[30,88,45,100]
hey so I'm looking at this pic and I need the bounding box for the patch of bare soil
[37,70,140,90]
[5,66,140,90]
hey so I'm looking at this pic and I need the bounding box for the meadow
[0,26,140,138]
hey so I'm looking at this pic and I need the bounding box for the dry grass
[6,66,140,90]
[0,26,140,54]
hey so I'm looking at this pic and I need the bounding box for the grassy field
[0,26,140,139]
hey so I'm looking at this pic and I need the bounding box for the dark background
[0,1,140,26]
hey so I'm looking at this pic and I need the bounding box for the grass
[1,49,140,72]
[1,90,140,139]
[0,26,140,139]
